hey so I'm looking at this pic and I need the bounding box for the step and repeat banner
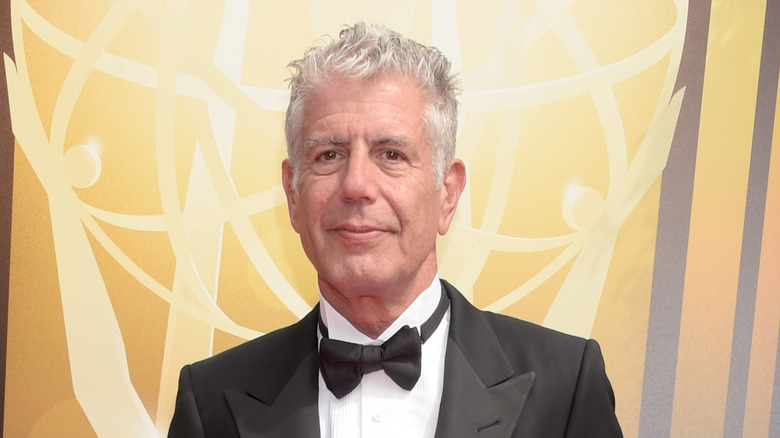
[1,0,778,437]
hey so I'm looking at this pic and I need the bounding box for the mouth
[331,224,388,242]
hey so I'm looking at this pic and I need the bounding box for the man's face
[282,76,464,304]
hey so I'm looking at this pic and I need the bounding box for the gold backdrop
[3,0,779,437]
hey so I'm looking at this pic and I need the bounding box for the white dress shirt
[317,277,450,438]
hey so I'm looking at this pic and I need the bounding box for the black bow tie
[318,289,450,399]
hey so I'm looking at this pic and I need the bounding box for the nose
[339,148,377,203]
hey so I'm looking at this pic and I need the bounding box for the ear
[281,159,300,233]
[437,158,466,235]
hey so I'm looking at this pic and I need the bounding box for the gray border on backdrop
[1,0,16,435]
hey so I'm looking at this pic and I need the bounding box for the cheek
[395,187,442,234]
[299,183,336,226]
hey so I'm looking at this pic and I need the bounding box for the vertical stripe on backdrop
[671,1,766,437]
[638,1,712,436]
[724,1,780,436]
[759,41,780,437]
[746,75,780,438]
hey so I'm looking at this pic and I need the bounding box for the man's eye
[319,150,339,161]
[384,150,401,160]
[310,149,344,175]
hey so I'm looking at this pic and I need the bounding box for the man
[168,23,622,437]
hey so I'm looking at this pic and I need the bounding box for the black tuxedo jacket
[168,280,622,437]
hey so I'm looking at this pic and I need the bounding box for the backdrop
[1,0,778,437]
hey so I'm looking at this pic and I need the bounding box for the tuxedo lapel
[225,349,320,438]
[435,341,534,438]
[435,281,535,438]
[225,308,321,438]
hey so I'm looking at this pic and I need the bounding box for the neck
[319,274,436,339]
[329,296,408,338]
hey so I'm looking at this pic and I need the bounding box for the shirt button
[372,412,382,422]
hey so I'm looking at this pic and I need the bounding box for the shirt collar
[319,276,442,345]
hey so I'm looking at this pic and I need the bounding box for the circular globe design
[6,1,687,435]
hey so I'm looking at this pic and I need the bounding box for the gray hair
[284,22,460,189]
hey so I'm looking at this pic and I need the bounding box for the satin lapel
[226,308,321,438]
[225,349,320,438]
[435,280,535,438]
[435,340,534,438]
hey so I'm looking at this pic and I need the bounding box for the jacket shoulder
[484,311,589,362]
[186,307,318,396]
[441,279,620,436]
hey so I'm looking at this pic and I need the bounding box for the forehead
[302,75,428,133]
[310,73,429,106]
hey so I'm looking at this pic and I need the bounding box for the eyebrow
[304,136,345,148]
[303,135,412,149]
[373,136,411,147]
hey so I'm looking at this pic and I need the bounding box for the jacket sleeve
[564,339,623,437]
[167,365,208,438]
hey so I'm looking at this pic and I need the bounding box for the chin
[321,267,394,293]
